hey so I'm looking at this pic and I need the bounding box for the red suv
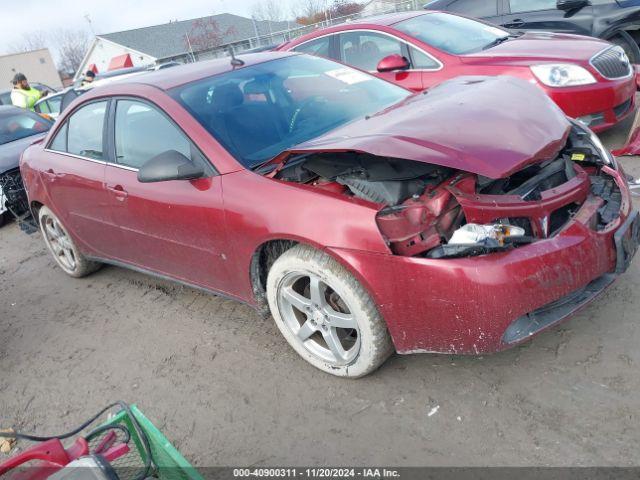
[21,53,639,377]
[278,11,637,132]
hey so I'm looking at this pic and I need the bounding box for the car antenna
[228,46,245,67]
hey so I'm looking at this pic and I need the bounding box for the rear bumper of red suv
[543,76,637,132]
[329,169,638,355]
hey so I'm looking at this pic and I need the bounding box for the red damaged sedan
[20,53,639,377]
[278,11,637,132]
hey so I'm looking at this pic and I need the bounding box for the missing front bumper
[503,213,639,346]
[502,274,616,345]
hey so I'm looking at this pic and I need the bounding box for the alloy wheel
[42,214,77,272]
[277,271,361,366]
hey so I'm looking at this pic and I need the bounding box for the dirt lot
[1,116,639,468]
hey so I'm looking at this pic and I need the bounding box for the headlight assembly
[531,64,596,87]
[569,118,617,170]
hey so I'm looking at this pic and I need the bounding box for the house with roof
[75,13,295,80]
[0,48,63,90]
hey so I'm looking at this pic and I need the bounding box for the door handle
[107,184,128,201]
[503,19,524,28]
[43,168,62,180]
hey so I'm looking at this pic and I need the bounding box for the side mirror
[557,0,589,11]
[377,54,410,73]
[137,150,204,183]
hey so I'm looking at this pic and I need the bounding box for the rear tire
[266,244,393,378]
[38,206,101,278]
[610,31,640,65]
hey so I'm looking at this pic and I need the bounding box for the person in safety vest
[10,73,47,111]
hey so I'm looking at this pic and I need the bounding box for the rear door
[502,0,594,34]
[42,100,115,256]
[103,98,230,292]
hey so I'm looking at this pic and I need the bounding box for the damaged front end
[0,168,36,232]
[273,119,627,261]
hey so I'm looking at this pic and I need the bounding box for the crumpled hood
[283,76,570,179]
[0,133,45,173]
[461,32,609,64]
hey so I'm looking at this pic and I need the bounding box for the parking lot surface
[1,115,639,467]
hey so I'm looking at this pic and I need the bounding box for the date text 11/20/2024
[232,468,401,478]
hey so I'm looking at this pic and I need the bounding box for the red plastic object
[612,105,640,156]
[376,54,410,73]
[87,63,99,74]
[108,53,133,71]
[0,437,88,480]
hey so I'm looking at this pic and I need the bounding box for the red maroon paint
[278,11,637,132]
[20,53,637,357]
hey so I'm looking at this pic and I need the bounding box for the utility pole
[251,16,260,47]
[185,33,196,63]
[84,14,96,35]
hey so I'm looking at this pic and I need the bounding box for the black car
[424,0,640,63]
[0,106,52,226]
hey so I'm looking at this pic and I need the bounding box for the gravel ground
[0,111,639,468]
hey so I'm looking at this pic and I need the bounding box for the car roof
[343,11,428,26]
[280,11,431,48]
[83,51,298,93]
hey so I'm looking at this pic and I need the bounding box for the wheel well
[626,30,640,44]
[30,201,43,226]
[250,239,298,315]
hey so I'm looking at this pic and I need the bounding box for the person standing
[10,73,46,111]
[81,70,96,87]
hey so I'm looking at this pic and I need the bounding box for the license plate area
[614,210,640,273]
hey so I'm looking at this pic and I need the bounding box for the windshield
[172,55,411,168]
[395,13,511,55]
[0,109,52,145]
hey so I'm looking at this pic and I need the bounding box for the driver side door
[337,31,425,92]
[103,98,231,292]
[502,0,593,34]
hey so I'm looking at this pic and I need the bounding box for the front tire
[266,245,393,378]
[38,206,101,278]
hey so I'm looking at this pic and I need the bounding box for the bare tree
[186,18,237,54]
[8,28,90,76]
[251,0,286,22]
[292,0,329,25]
[8,30,48,53]
[52,29,91,75]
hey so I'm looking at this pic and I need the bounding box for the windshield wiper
[483,35,517,50]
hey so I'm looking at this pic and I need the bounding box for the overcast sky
[0,0,300,55]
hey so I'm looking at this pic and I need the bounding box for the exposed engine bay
[274,122,623,259]
[0,168,34,230]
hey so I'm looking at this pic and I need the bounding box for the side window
[509,0,556,13]
[67,101,107,160]
[292,37,332,58]
[36,101,50,114]
[48,96,62,115]
[49,122,68,152]
[448,0,498,17]
[339,31,404,71]
[114,100,191,169]
[409,47,440,69]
